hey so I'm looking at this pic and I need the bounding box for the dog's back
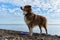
[25,13,47,27]
[35,15,47,26]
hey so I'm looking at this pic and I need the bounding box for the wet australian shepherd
[20,5,48,36]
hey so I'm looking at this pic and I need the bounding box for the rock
[0,29,60,40]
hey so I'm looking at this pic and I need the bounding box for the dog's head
[20,5,32,15]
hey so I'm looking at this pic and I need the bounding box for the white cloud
[54,9,60,13]
[8,8,19,13]
[42,3,51,9]
[0,6,22,16]
[50,0,60,4]
[48,19,60,24]
[0,0,41,6]
[48,0,60,12]
[0,7,7,16]
[0,0,60,24]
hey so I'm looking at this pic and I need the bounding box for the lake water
[0,24,60,35]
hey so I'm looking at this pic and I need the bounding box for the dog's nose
[20,7,23,10]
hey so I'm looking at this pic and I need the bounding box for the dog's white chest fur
[24,11,27,15]
[24,17,31,24]
[24,11,31,24]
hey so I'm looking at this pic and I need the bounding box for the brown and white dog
[20,5,48,36]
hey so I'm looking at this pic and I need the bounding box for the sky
[0,0,60,24]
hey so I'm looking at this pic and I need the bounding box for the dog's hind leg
[39,25,42,34]
[44,25,48,35]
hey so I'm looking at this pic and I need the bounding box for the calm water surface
[0,24,60,35]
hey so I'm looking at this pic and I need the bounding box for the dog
[20,5,48,36]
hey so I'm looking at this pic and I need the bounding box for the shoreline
[0,29,60,40]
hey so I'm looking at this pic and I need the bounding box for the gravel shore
[0,29,60,40]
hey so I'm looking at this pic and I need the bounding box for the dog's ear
[24,5,31,8]
[20,7,23,10]
[28,5,32,11]
[28,5,31,8]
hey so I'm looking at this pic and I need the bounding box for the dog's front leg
[28,23,34,36]
[29,27,33,36]
[28,24,33,36]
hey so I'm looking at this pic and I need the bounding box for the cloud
[0,2,22,16]
[0,0,60,24]
[48,19,60,24]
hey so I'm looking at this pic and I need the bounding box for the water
[0,24,60,35]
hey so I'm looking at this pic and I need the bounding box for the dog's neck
[24,12,32,17]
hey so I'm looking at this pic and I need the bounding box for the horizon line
[0,23,60,25]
